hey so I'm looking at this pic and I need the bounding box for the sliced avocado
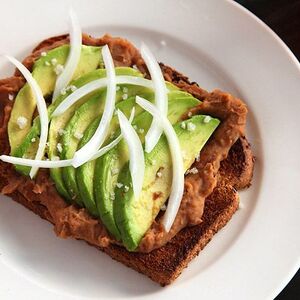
[76,96,145,217]
[8,44,102,154]
[114,115,220,251]
[14,66,107,177]
[58,68,153,204]
[95,93,200,240]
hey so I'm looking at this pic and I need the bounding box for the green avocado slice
[59,69,154,205]
[76,96,146,216]
[8,44,102,155]
[94,92,201,240]
[114,115,220,251]
[48,67,144,201]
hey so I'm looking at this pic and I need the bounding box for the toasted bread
[0,34,254,286]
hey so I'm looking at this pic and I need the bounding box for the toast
[0,34,254,286]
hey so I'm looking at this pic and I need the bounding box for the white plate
[0,0,299,299]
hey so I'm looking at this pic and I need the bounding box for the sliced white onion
[117,110,145,199]
[52,8,82,102]
[4,55,49,179]
[136,96,184,232]
[0,155,73,168]
[141,43,168,153]
[72,45,116,168]
[51,76,155,117]
[0,109,136,169]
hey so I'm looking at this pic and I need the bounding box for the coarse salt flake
[51,58,58,65]
[187,122,196,131]
[17,116,28,129]
[116,182,123,188]
[203,116,212,123]
[74,132,83,140]
[122,94,128,100]
[54,64,64,75]
[56,143,63,153]
[58,128,66,136]
[111,168,119,175]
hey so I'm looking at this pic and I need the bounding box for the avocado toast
[0,32,254,286]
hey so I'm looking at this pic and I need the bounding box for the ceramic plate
[0,0,299,299]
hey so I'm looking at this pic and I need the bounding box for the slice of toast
[0,34,254,286]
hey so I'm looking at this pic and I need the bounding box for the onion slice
[51,76,155,117]
[52,8,82,102]
[0,155,72,168]
[72,45,116,168]
[141,44,168,153]
[136,96,184,232]
[0,109,136,169]
[3,55,49,179]
[117,109,145,199]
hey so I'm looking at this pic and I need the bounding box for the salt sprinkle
[51,58,58,65]
[180,122,186,130]
[31,137,36,143]
[74,132,83,140]
[138,128,144,134]
[56,143,63,153]
[58,128,66,136]
[8,94,14,101]
[186,167,198,175]
[116,182,123,188]
[122,87,128,93]
[188,112,193,117]
[54,64,64,75]
[111,168,119,175]
[161,204,167,211]
[17,116,28,129]
[156,171,162,178]
[151,159,156,166]
[45,61,51,66]
[124,185,130,192]
[122,93,128,100]
[203,116,212,123]
[41,51,47,57]
[187,122,196,131]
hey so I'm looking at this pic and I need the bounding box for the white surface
[0,0,299,299]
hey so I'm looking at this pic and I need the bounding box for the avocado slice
[114,115,220,251]
[76,96,146,216]
[58,69,153,204]
[14,66,109,177]
[8,44,102,155]
[94,92,201,240]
